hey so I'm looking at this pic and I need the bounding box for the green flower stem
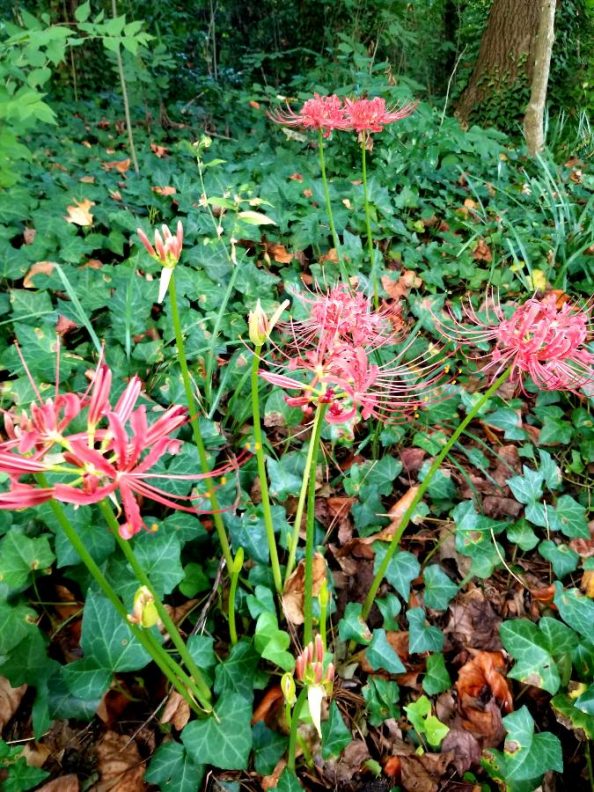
[287,686,308,772]
[318,130,349,283]
[168,272,233,572]
[38,485,201,713]
[228,547,243,645]
[98,500,213,710]
[251,345,283,594]
[303,403,327,645]
[361,137,378,308]
[284,404,326,585]
[361,368,512,621]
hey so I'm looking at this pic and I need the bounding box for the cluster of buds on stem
[289,635,335,737]
[137,222,184,303]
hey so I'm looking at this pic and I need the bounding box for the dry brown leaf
[288,172,303,182]
[456,651,512,742]
[473,239,492,262]
[399,752,453,792]
[582,570,594,598]
[319,248,338,264]
[381,270,422,302]
[261,758,287,790]
[160,690,190,730]
[151,186,176,196]
[251,686,284,725]
[56,315,79,336]
[0,678,27,734]
[36,775,80,792]
[302,188,313,198]
[359,487,420,544]
[80,175,96,184]
[441,729,482,774]
[65,199,94,226]
[23,261,55,288]
[81,258,103,270]
[150,143,169,158]
[22,742,51,767]
[264,242,293,264]
[91,731,145,792]
[23,227,36,244]
[282,553,327,625]
[445,591,502,651]
[103,159,130,174]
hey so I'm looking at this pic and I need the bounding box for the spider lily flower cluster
[294,635,335,737]
[0,361,233,538]
[260,284,443,426]
[137,221,184,303]
[270,93,417,138]
[436,293,594,392]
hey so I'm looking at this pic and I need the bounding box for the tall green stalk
[110,0,139,174]
[251,345,283,594]
[303,403,326,645]
[361,137,379,307]
[98,500,212,710]
[317,130,348,283]
[38,485,204,713]
[287,687,308,771]
[361,369,512,620]
[168,272,233,572]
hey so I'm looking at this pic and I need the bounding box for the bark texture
[456,0,543,124]
[523,0,557,156]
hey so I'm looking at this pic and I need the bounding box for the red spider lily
[436,293,594,392]
[0,359,241,538]
[260,286,445,426]
[269,94,349,137]
[136,222,184,303]
[343,97,417,135]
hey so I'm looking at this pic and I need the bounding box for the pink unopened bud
[315,634,324,663]
[136,221,184,305]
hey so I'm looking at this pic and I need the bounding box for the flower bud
[281,672,297,707]
[248,299,290,346]
[128,585,161,629]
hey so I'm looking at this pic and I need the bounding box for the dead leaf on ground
[319,248,338,264]
[400,448,426,475]
[79,175,95,184]
[359,487,420,544]
[65,199,95,227]
[22,742,51,767]
[261,758,287,790]
[24,261,55,288]
[81,258,103,270]
[315,496,355,545]
[282,553,327,625]
[441,728,482,774]
[103,158,131,174]
[251,686,284,726]
[56,315,79,336]
[151,185,176,196]
[263,242,294,264]
[37,776,80,792]
[473,239,492,262]
[455,651,512,743]
[150,143,169,157]
[445,591,502,651]
[0,678,27,734]
[381,270,422,302]
[399,752,453,792]
[160,690,190,730]
[91,731,145,792]
[318,739,371,789]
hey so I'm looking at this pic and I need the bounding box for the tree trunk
[523,0,557,156]
[456,0,543,125]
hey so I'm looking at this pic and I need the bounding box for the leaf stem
[228,547,243,645]
[168,272,233,572]
[98,500,212,710]
[251,345,283,594]
[361,136,378,308]
[303,403,327,645]
[287,687,308,771]
[361,369,512,621]
[318,130,348,283]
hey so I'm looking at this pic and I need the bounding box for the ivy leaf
[423,565,458,610]
[365,629,405,674]
[538,541,579,578]
[554,583,594,638]
[321,701,352,759]
[362,676,400,726]
[404,695,449,747]
[182,694,253,770]
[0,602,41,656]
[214,640,258,700]
[0,530,54,589]
[145,741,205,792]
[407,608,444,653]
[422,653,451,696]
[373,545,420,601]
[555,495,589,539]
[252,723,288,776]
[271,769,304,791]
[506,467,544,505]
[551,693,594,739]
[376,594,401,630]
[79,590,152,673]
[338,602,372,645]
[499,619,560,695]
[500,706,562,781]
